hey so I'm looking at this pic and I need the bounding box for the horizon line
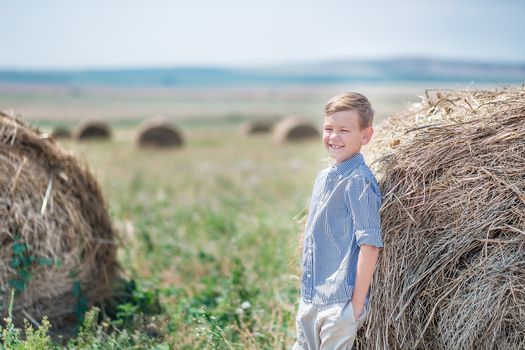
[1,55,525,72]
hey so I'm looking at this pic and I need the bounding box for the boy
[293,92,383,350]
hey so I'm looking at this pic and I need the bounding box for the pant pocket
[341,300,356,323]
[319,302,355,342]
[344,300,367,323]
[357,306,367,322]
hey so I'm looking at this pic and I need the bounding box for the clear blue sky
[1,0,524,69]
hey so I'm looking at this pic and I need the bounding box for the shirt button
[307,273,311,278]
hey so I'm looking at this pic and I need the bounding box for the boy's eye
[324,128,333,131]
[342,129,350,133]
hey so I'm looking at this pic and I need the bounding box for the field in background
[0,82,479,126]
[58,127,325,348]
[0,82,498,348]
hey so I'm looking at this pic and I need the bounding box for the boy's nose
[330,132,341,140]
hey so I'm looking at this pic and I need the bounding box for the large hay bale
[357,87,525,349]
[73,119,111,141]
[136,117,184,149]
[0,111,118,325]
[272,116,319,143]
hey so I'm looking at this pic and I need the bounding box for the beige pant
[292,299,367,350]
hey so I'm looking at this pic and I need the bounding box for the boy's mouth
[329,143,344,149]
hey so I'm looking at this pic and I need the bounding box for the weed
[9,232,59,294]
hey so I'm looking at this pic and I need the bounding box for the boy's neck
[329,153,364,175]
[334,151,362,164]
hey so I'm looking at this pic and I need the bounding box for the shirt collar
[330,153,365,176]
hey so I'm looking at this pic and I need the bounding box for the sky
[1,0,524,69]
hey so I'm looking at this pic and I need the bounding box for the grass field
[3,121,337,349]
[58,127,327,349]
[0,83,461,348]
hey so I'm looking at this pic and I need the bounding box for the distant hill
[1,58,524,87]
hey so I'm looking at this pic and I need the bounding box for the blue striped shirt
[300,153,383,305]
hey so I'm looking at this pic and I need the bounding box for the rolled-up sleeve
[345,174,384,248]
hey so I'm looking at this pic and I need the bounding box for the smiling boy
[293,92,383,350]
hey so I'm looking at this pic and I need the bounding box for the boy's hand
[352,300,364,320]
[352,245,380,320]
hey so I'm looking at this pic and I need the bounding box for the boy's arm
[345,174,384,319]
[352,245,380,319]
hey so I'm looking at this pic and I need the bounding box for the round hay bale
[356,88,525,349]
[136,117,184,148]
[272,116,320,143]
[73,119,111,141]
[51,125,71,139]
[0,111,118,326]
[239,119,275,136]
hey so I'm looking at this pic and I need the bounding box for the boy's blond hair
[324,92,374,129]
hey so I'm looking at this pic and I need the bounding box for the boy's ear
[361,127,373,145]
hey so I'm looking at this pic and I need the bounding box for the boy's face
[323,110,373,163]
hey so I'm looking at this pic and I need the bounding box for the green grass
[2,126,328,349]
[0,83,433,348]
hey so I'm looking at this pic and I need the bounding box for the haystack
[73,119,111,141]
[136,117,184,149]
[356,87,525,349]
[239,119,275,136]
[272,116,319,143]
[0,111,118,326]
[51,125,71,139]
